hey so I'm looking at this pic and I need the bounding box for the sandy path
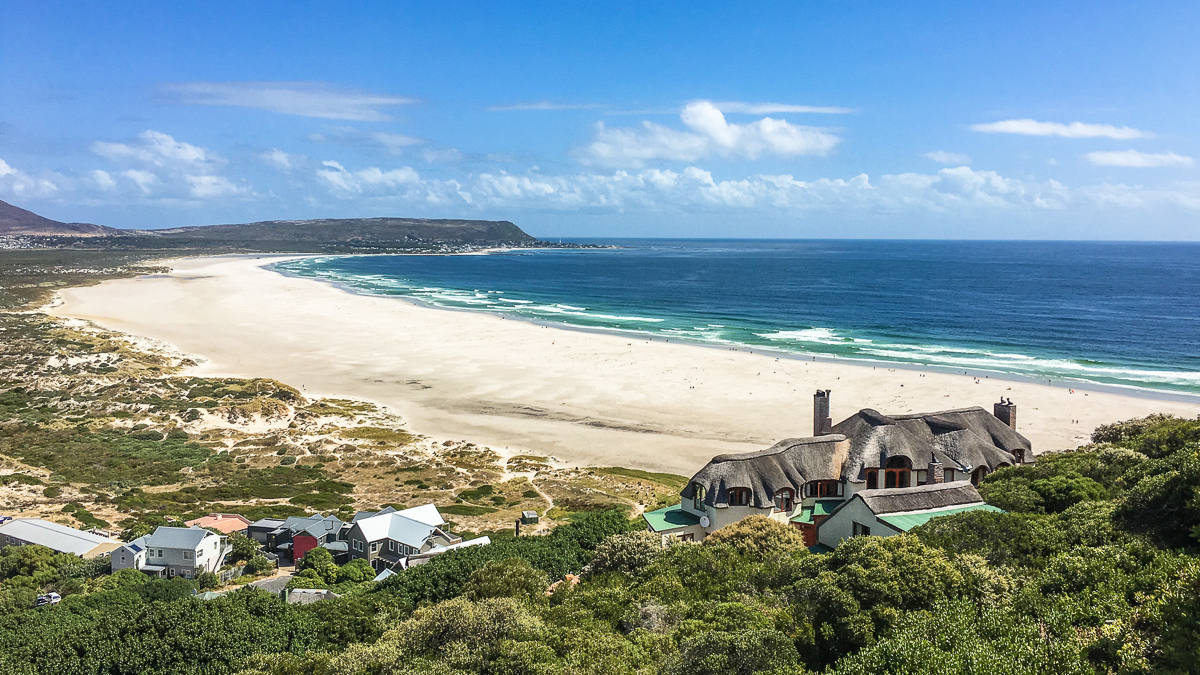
[49,255,1200,476]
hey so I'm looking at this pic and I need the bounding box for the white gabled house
[112,525,230,579]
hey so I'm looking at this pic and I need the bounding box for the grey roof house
[0,518,121,558]
[346,504,464,572]
[817,482,1001,548]
[112,526,230,579]
[645,391,1029,548]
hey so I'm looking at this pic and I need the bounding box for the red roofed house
[185,513,252,535]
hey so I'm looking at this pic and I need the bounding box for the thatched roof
[833,407,1031,483]
[853,481,985,515]
[680,436,849,509]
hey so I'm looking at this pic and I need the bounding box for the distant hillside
[127,217,538,245]
[0,200,542,252]
[0,199,118,237]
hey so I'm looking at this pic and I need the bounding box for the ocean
[272,239,1200,397]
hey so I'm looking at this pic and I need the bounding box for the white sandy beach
[50,255,1200,476]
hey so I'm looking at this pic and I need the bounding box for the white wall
[817,498,900,548]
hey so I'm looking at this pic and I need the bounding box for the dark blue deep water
[274,240,1200,395]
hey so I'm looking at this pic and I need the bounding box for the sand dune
[50,255,1200,476]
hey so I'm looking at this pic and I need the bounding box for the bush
[1030,474,1108,513]
[196,571,219,589]
[336,559,375,584]
[582,530,663,578]
[702,515,808,557]
[42,486,62,498]
[461,558,548,601]
[243,555,274,575]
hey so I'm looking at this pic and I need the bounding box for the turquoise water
[273,239,1200,397]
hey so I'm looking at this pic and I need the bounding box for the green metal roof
[790,500,843,524]
[877,503,1002,531]
[642,504,701,533]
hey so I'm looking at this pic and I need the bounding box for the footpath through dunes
[51,255,1200,476]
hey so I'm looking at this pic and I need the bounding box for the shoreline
[48,254,1200,475]
[269,253,1200,405]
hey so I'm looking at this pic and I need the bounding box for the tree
[244,555,274,575]
[196,571,220,590]
[228,531,260,564]
[297,547,338,584]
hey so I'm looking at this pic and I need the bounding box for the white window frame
[183,551,193,560]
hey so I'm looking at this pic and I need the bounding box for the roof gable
[146,526,214,550]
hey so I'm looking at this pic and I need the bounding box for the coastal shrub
[243,555,274,575]
[702,515,807,558]
[441,504,497,516]
[42,485,62,498]
[461,558,548,601]
[336,559,375,584]
[1029,473,1108,512]
[583,530,664,578]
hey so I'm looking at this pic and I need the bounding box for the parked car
[34,592,61,607]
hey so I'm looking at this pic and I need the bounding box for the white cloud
[308,128,424,156]
[317,161,421,195]
[487,101,606,111]
[971,119,1148,139]
[1085,150,1194,168]
[923,150,971,165]
[0,158,59,198]
[713,102,854,114]
[122,170,158,194]
[575,101,842,168]
[91,131,219,168]
[261,148,303,170]
[90,170,117,191]
[186,175,246,198]
[163,82,416,122]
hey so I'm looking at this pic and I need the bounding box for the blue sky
[2,2,1198,239]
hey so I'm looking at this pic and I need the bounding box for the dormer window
[692,484,706,511]
[804,481,843,498]
[884,457,911,488]
[727,488,751,507]
[773,488,794,512]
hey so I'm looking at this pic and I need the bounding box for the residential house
[112,526,230,579]
[817,481,1001,549]
[644,392,1030,546]
[0,518,121,558]
[247,517,286,544]
[247,514,345,562]
[185,513,251,535]
[346,504,461,572]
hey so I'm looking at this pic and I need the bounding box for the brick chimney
[993,398,1017,430]
[814,389,832,436]
[928,453,944,484]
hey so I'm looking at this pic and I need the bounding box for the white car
[34,592,61,607]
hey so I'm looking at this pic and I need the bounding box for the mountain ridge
[0,199,539,250]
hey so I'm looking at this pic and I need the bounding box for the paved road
[248,572,292,594]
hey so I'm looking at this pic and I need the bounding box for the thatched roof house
[679,435,848,510]
[644,393,1028,548]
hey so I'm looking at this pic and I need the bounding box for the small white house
[112,526,230,579]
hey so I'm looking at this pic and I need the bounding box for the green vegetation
[590,466,691,491]
[3,413,1200,675]
[441,504,498,516]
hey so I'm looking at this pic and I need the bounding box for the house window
[183,551,193,560]
[692,484,706,511]
[370,542,378,553]
[120,555,126,563]
[388,541,395,552]
[944,469,956,482]
[852,522,871,537]
[916,470,928,485]
[727,488,751,506]
[679,533,694,542]
[774,488,795,512]
[971,466,988,486]
[806,480,843,498]
[865,470,877,490]
[884,457,911,488]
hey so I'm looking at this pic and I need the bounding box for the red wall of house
[293,534,319,560]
